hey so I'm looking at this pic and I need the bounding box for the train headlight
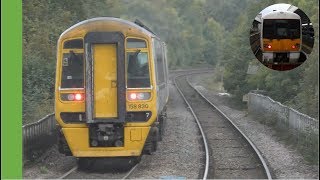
[292,44,300,49]
[263,44,272,49]
[130,93,137,100]
[67,94,75,101]
[61,93,85,101]
[137,93,145,99]
[128,92,151,100]
[75,93,83,101]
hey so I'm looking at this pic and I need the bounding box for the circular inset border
[250,3,314,71]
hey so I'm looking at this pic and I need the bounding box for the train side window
[155,40,165,84]
[61,51,84,88]
[163,45,168,83]
[63,39,83,49]
[127,38,147,48]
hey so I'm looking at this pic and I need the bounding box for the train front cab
[55,19,167,159]
[261,11,302,65]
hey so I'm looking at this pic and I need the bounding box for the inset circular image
[250,3,314,71]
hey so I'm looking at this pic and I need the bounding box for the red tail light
[267,45,272,49]
[292,45,296,49]
[75,93,83,101]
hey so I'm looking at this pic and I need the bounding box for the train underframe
[262,51,300,64]
[58,108,167,165]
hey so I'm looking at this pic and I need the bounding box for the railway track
[55,70,211,180]
[57,70,271,179]
[250,33,262,56]
[174,73,272,179]
[58,161,139,179]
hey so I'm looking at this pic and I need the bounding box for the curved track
[250,32,261,57]
[58,70,271,179]
[174,72,272,179]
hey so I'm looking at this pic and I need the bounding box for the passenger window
[155,40,165,84]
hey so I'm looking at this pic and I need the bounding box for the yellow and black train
[55,17,169,162]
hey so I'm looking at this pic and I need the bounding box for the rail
[186,76,272,179]
[173,71,272,179]
[174,72,210,180]
[250,33,261,56]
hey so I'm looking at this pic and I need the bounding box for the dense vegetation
[222,0,319,119]
[23,0,318,124]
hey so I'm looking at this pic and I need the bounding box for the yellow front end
[55,18,160,158]
[262,38,301,52]
[62,127,150,157]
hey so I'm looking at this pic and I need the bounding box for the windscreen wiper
[128,50,141,74]
[133,49,141,59]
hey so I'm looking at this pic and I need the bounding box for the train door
[92,44,117,118]
[84,32,126,123]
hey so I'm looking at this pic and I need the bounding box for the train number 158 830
[128,104,149,109]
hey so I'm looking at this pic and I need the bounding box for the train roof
[59,17,158,40]
[254,13,262,23]
[287,4,299,12]
[262,10,300,20]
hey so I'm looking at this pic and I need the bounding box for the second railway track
[174,73,272,179]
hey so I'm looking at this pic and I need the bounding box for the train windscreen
[61,51,84,88]
[263,19,300,39]
[126,51,151,88]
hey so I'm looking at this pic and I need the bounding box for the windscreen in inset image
[249,3,314,71]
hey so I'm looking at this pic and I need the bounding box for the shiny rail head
[173,73,211,180]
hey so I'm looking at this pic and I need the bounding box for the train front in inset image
[250,4,315,71]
